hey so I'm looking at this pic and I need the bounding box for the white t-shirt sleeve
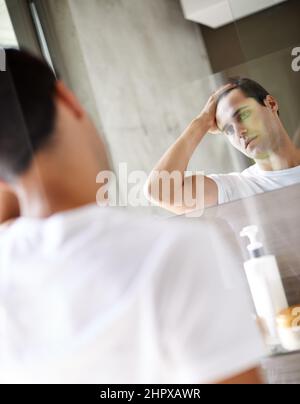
[154,223,266,383]
[207,173,244,204]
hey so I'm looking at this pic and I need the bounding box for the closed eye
[238,110,251,122]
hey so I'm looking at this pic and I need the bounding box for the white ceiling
[180,0,287,28]
[0,0,18,47]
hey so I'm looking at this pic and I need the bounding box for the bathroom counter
[194,183,300,384]
[202,183,300,305]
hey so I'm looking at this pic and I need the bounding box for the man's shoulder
[208,164,257,180]
[241,163,258,176]
[95,208,222,267]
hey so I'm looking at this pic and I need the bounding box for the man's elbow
[144,177,158,204]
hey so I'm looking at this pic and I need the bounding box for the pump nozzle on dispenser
[240,225,264,258]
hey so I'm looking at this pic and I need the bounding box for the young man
[0,49,265,383]
[146,78,300,214]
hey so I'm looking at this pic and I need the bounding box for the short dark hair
[217,77,271,108]
[0,48,57,181]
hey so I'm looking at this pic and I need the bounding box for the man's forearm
[148,82,233,184]
[146,83,231,210]
[149,117,209,178]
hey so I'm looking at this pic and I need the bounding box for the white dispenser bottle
[240,225,288,346]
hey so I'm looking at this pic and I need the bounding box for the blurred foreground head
[0,49,110,217]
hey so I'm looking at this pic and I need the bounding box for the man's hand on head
[195,83,236,135]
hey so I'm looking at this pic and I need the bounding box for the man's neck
[16,169,101,218]
[19,188,97,218]
[255,134,300,171]
[256,151,300,171]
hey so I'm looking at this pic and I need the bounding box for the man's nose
[235,124,247,139]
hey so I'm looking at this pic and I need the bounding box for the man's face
[216,89,280,159]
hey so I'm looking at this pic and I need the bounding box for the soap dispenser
[240,225,288,347]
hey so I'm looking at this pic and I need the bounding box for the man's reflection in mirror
[146,78,300,214]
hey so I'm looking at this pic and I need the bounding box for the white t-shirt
[209,164,300,204]
[0,205,265,383]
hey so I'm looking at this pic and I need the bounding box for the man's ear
[0,187,20,223]
[0,179,13,192]
[55,80,85,119]
[264,95,279,115]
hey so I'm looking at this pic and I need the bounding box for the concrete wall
[35,0,247,213]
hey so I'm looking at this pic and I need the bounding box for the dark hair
[217,77,272,108]
[0,48,57,181]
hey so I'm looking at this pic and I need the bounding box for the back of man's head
[0,49,57,182]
